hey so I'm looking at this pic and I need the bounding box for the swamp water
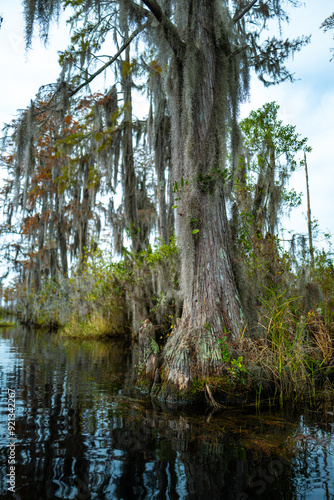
[0,325,334,500]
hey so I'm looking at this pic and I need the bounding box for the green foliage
[218,335,248,384]
[189,378,205,393]
[0,319,16,328]
[61,312,113,339]
[172,177,189,210]
[312,251,334,297]
[281,187,302,208]
[254,285,319,398]
[230,357,247,377]
[139,233,179,267]
[236,102,309,240]
[156,315,175,346]
[228,102,312,330]
[218,336,230,363]
[196,167,230,194]
[125,222,140,239]
[172,178,189,194]
[240,102,308,165]
[150,337,160,355]
[26,278,66,326]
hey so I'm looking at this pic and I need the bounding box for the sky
[0,0,333,255]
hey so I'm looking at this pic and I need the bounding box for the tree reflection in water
[0,326,333,499]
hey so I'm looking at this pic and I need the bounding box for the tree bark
[304,153,314,266]
[55,193,68,276]
[58,218,68,276]
[163,191,244,389]
[122,31,139,252]
[155,95,169,244]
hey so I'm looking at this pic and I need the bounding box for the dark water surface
[1,325,334,499]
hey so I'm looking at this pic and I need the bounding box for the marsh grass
[307,309,333,364]
[241,288,308,399]
[240,284,334,402]
[196,279,334,406]
[60,312,113,340]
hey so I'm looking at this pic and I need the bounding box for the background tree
[228,101,310,330]
[231,100,308,269]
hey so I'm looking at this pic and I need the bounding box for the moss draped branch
[69,19,151,97]
[142,0,185,59]
[233,0,258,23]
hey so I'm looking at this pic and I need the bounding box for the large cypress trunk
[161,1,245,391]
[163,192,244,389]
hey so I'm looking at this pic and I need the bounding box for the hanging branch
[69,19,152,97]
[30,18,152,116]
[142,0,185,58]
[233,0,258,23]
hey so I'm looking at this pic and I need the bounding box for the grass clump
[234,279,334,403]
[253,286,312,399]
[0,319,17,328]
[61,312,113,340]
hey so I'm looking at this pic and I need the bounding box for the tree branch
[233,0,258,23]
[142,0,185,58]
[69,19,151,97]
